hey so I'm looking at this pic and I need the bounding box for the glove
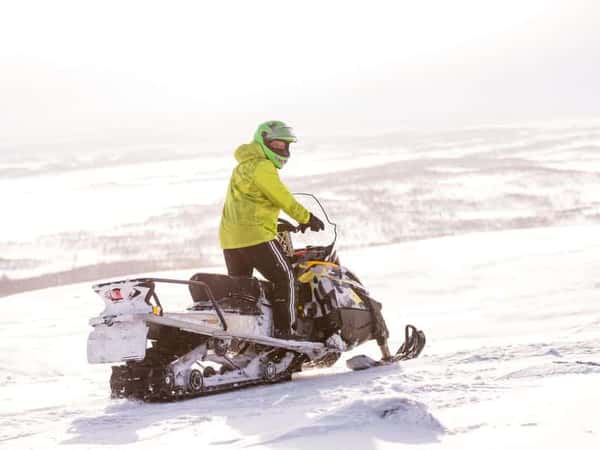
[299,213,325,233]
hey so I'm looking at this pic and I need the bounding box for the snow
[2,119,600,447]
[1,224,599,449]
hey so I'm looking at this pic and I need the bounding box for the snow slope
[4,118,600,293]
[1,224,599,449]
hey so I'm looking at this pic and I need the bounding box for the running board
[143,314,327,359]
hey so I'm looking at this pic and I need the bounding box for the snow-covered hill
[3,119,600,296]
[2,224,599,449]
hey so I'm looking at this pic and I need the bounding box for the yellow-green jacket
[219,142,310,249]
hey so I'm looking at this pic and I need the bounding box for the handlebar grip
[277,222,299,233]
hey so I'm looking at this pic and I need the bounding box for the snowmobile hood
[234,142,267,164]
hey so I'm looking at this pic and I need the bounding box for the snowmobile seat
[188,273,274,315]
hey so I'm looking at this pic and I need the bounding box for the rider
[219,120,324,340]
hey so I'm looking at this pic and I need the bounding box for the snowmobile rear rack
[109,277,230,331]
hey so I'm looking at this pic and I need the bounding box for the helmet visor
[265,125,297,143]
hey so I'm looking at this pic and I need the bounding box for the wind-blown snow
[1,224,599,449]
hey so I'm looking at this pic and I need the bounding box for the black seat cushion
[189,273,273,303]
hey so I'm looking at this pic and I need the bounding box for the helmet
[254,120,297,169]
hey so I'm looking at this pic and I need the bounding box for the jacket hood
[234,142,267,164]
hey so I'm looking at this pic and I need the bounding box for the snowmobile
[87,194,426,401]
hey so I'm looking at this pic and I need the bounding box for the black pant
[223,240,295,334]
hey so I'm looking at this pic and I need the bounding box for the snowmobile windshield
[278,193,337,251]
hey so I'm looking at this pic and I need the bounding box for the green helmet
[254,120,297,169]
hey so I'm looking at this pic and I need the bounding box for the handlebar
[277,218,299,233]
[277,193,337,246]
[277,218,324,234]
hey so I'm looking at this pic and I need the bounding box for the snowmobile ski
[346,325,426,371]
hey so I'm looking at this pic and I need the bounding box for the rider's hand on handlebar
[299,213,325,233]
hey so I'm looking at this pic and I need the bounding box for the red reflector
[109,288,124,301]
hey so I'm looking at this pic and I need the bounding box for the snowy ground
[1,224,599,449]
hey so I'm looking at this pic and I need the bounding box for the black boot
[272,297,309,341]
[272,298,292,336]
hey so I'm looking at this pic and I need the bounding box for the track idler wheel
[155,368,175,399]
[188,369,204,393]
[261,361,278,382]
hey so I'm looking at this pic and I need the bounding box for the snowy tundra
[1,224,599,449]
[1,120,600,448]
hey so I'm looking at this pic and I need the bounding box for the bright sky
[0,0,598,144]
